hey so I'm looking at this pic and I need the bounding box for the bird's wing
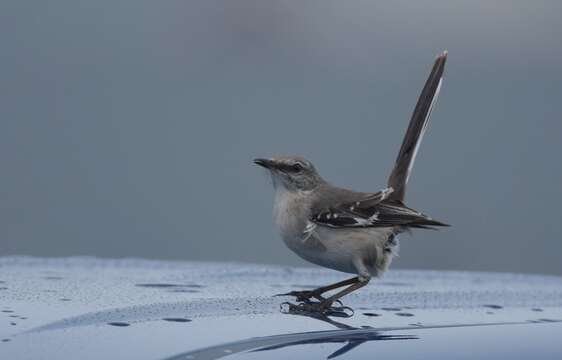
[311,187,448,229]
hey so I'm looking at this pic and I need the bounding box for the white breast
[273,187,308,239]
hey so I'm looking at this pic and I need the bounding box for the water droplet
[162,318,192,323]
[363,312,381,317]
[538,318,559,323]
[135,283,203,289]
[108,322,130,327]
[167,289,200,293]
[395,312,414,317]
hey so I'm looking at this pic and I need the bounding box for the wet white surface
[1,257,562,359]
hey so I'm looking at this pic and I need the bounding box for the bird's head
[253,156,324,191]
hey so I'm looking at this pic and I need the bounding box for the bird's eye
[291,163,304,172]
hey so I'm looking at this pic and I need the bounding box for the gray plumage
[254,156,448,280]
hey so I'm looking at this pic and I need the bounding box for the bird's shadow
[254,309,417,359]
[162,306,418,360]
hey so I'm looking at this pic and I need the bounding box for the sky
[1,1,561,275]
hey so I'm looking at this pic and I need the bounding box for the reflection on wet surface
[164,314,418,360]
[161,307,421,359]
[160,299,562,360]
[285,308,419,360]
[252,329,416,359]
[164,316,562,360]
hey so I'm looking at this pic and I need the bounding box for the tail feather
[387,51,447,201]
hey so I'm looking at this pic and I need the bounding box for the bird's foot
[280,300,354,318]
[275,290,326,303]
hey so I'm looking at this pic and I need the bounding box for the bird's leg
[284,277,370,317]
[320,277,370,308]
[276,276,360,303]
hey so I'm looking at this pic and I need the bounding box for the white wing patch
[310,186,443,229]
[302,221,317,241]
[380,187,394,200]
[313,187,395,228]
[352,211,380,226]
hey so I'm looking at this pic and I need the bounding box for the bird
[254,51,449,316]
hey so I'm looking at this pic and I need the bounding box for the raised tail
[387,51,447,202]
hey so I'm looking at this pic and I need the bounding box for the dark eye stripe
[279,163,304,173]
[292,163,303,172]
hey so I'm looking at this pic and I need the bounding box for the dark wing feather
[312,188,448,229]
[387,51,447,202]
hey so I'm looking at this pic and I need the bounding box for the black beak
[253,158,275,169]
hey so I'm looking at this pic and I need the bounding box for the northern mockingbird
[254,51,449,316]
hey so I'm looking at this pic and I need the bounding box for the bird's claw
[280,301,354,318]
[275,290,325,303]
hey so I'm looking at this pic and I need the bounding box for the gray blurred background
[1,1,561,275]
